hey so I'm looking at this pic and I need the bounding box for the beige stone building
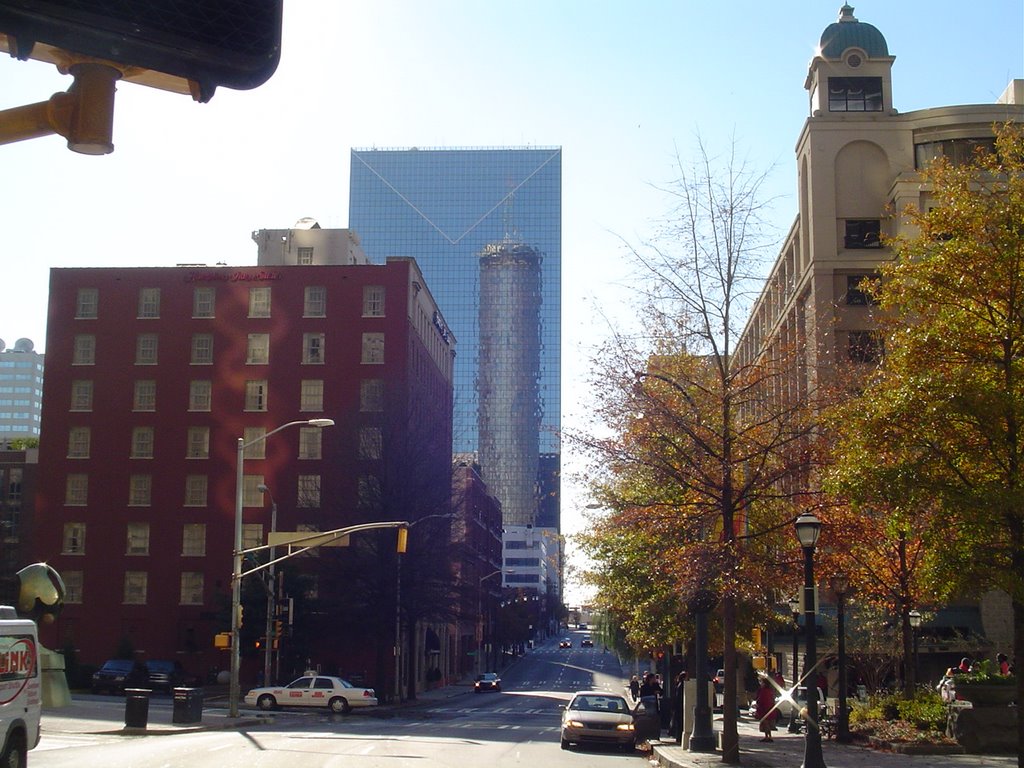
[736,6,1023,660]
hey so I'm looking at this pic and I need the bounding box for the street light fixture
[787,594,801,733]
[830,573,850,743]
[794,512,826,768]
[229,417,334,718]
[476,568,508,675]
[908,609,922,693]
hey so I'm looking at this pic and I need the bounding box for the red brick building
[34,253,454,687]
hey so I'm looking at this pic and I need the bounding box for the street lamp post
[830,574,850,743]
[687,589,718,753]
[257,483,277,688]
[476,569,506,676]
[788,594,801,732]
[795,512,826,768]
[229,418,334,718]
[908,609,922,693]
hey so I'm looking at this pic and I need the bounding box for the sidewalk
[649,714,1018,768]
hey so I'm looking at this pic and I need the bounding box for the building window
[843,219,881,249]
[75,288,98,319]
[67,427,90,459]
[848,330,883,363]
[360,379,384,412]
[242,475,265,507]
[131,380,155,412]
[189,380,211,411]
[246,333,270,365]
[248,286,271,318]
[63,571,83,603]
[361,333,384,364]
[914,137,996,169]
[191,334,213,365]
[5,469,21,503]
[186,427,209,459]
[131,427,154,459]
[828,76,883,112]
[135,334,158,365]
[62,523,85,554]
[184,475,208,506]
[180,572,204,605]
[192,287,215,318]
[300,380,323,411]
[124,572,147,604]
[182,524,206,556]
[303,333,325,364]
[73,335,95,365]
[297,246,314,264]
[304,286,326,317]
[138,288,161,318]
[126,523,150,555]
[65,475,88,506]
[70,380,93,411]
[297,475,321,508]
[298,427,322,460]
[363,286,385,317]
[845,274,880,305]
[357,474,380,510]
[242,524,263,551]
[245,380,268,411]
[358,427,382,460]
[129,474,152,506]
[242,427,266,459]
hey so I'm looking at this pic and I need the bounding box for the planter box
[956,684,1017,707]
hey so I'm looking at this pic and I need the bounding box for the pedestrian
[996,653,1010,675]
[669,672,686,743]
[754,676,778,742]
[958,656,971,674]
[629,675,640,701]
[937,667,956,703]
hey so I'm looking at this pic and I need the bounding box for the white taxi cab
[244,675,378,714]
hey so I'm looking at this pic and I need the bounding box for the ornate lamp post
[688,589,718,753]
[830,574,850,743]
[908,609,922,692]
[795,512,826,768]
[788,594,801,732]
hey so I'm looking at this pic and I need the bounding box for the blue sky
[1,1,1021,601]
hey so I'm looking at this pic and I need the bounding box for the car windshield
[101,660,134,672]
[571,695,629,713]
[478,673,497,681]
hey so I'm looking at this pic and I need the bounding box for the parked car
[580,636,594,648]
[91,659,148,694]
[244,675,378,714]
[560,690,636,751]
[145,660,185,692]
[474,672,501,693]
[559,639,572,648]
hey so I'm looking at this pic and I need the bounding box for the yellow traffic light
[752,627,763,647]
[396,526,408,554]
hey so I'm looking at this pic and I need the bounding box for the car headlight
[566,719,585,728]
[616,723,635,731]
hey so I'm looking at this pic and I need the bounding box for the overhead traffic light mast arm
[0,60,119,154]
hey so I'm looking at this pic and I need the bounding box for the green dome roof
[819,5,889,58]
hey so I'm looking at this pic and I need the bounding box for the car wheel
[256,694,277,711]
[0,732,26,768]
[560,737,570,750]
[329,697,351,714]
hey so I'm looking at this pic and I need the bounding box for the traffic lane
[501,646,628,696]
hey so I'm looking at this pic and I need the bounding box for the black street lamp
[830,574,850,743]
[788,594,801,733]
[687,589,718,752]
[908,609,922,692]
[795,512,826,768]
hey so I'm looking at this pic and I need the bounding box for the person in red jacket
[754,676,779,742]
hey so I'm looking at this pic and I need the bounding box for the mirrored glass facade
[349,147,561,526]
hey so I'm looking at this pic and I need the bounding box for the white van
[0,605,40,767]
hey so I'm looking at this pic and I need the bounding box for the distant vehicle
[578,623,588,630]
[581,636,594,648]
[145,659,185,692]
[559,639,572,649]
[0,606,41,767]
[560,690,636,751]
[91,659,148,694]
[474,672,501,693]
[244,675,378,714]
[713,668,726,693]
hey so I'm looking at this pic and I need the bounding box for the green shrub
[896,690,946,731]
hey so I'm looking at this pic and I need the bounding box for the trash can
[124,688,151,728]
[172,687,204,724]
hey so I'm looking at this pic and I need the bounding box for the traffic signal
[752,627,763,648]
[396,526,408,554]
[0,1,284,102]
[255,636,264,650]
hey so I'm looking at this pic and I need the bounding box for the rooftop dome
[818,5,888,59]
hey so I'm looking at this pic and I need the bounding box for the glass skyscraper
[349,147,561,527]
